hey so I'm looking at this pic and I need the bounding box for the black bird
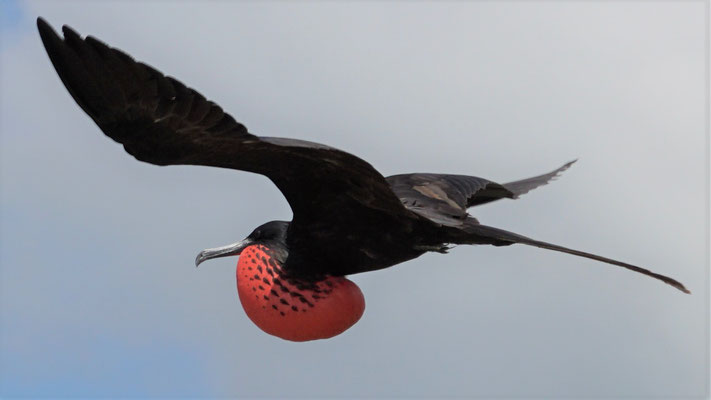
[37,18,689,342]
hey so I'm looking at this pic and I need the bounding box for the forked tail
[459,222,690,294]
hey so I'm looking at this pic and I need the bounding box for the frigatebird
[37,18,689,342]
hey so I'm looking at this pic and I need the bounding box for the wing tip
[37,17,84,45]
[36,16,58,46]
[36,16,49,30]
[553,158,578,176]
[544,159,578,184]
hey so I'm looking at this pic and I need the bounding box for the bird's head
[195,220,365,342]
[194,220,289,267]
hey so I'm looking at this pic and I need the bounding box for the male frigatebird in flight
[37,18,689,342]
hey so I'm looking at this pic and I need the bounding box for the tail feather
[461,223,690,294]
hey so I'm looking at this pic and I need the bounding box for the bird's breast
[236,244,365,342]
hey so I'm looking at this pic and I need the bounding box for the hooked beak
[195,238,254,267]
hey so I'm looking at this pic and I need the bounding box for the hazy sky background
[0,0,707,398]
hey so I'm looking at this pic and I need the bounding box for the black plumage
[37,18,689,293]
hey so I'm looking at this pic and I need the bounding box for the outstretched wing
[37,18,413,246]
[386,161,576,225]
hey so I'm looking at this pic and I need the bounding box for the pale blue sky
[1,1,707,398]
